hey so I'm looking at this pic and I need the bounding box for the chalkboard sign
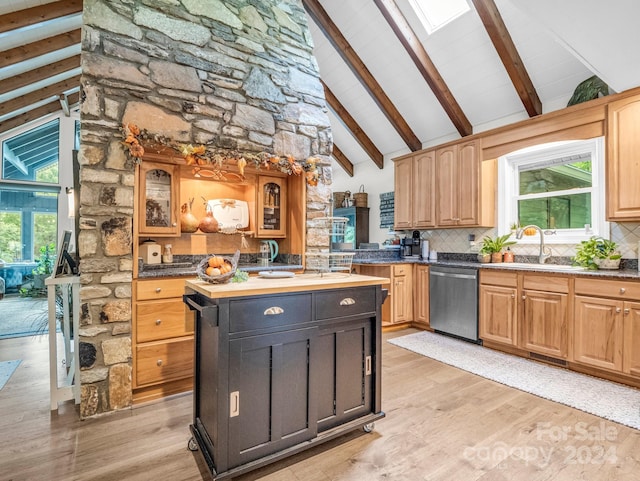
[379,192,394,228]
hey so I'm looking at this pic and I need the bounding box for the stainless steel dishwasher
[429,265,479,342]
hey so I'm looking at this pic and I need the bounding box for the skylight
[408,0,470,34]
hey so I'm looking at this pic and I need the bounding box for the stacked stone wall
[79,0,332,416]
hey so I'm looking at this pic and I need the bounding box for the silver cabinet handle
[522,295,526,300]
[511,294,515,298]
[264,306,284,315]
[365,355,372,375]
[155,319,162,325]
[624,308,630,315]
[155,287,162,293]
[620,288,626,294]
[230,391,239,417]
[156,359,163,366]
[616,307,622,313]
[340,298,356,306]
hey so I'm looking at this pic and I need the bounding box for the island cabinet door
[227,327,318,469]
[315,319,373,432]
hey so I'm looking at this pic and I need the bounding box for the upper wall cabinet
[257,175,287,238]
[607,95,640,220]
[138,161,180,237]
[393,150,435,230]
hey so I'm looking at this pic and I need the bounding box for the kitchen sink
[484,262,584,272]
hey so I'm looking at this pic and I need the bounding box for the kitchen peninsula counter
[183,272,388,480]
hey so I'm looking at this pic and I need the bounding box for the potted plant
[480,234,517,263]
[32,242,55,290]
[573,236,622,270]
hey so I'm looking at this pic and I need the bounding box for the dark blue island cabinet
[184,275,387,480]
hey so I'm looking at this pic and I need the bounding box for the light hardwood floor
[1,329,639,481]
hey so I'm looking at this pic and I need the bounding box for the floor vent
[529,352,567,367]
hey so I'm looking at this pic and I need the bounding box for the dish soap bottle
[503,247,514,263]
[162,244,173,264]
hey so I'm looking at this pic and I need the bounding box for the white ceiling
[306,0,608,175]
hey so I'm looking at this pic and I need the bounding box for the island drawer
[315,287,376,320]
[136,299,194,342]
[229,293,312,333]
[135,337,194,386]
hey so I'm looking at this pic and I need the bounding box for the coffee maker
[401,230,421,257]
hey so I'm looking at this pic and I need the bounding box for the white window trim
[497,137,608,244]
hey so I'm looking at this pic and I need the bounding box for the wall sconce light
[66,187,75,218]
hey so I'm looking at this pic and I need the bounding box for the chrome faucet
[515,225,552,264]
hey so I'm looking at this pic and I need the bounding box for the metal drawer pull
[365,355,372,375]
[157,359,163,366]
[155,319,162,325]
[155,287,162,293]
[264,306,284,315]
[340,298,356,306]
[616,307,622,313]
[620,288,626,294]
[624,308,630,315]
[230,391,239,417]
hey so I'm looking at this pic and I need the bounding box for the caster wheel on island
[188,437,199,451]
[363,423,375,433]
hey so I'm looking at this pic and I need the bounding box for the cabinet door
[479,285,517,345]
[414,265,430,328]
[316,320,372,432]
[521,289,568,359]
[257,176,286,238]
[392,265,413,323]
[228,328,317,468]
[436,145,458,226]
[623,301,640,377]
[457,140,480,226]
[138,162,180,236]
[574,296,624,371]
[607,95,640,220]
[413,150,435,228]
[393,157,413,229]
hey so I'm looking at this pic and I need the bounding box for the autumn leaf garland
[120,123,321,186]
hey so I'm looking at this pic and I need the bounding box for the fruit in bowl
[197,250,240,284]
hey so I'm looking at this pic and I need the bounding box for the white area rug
[0,360,21,390]
[389,331,640,430]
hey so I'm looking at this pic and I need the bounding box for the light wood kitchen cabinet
[133,278,194,403]
[480,271,568,359]
[413,265,430,329]
[436,139,495,227]
[393,150,435,230]
[257,175,286,238]
[606,94,640,220]
[137,161,180,236]
[521,289,568,359]
[573,277,640,375]
[354,263,412,327]
[479,271,518,346]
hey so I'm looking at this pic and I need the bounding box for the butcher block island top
[184,273,390,298]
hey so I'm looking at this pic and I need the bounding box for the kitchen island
[183,273,388,481]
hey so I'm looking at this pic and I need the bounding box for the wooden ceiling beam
[0,92,79,136]
[373,0,472,137]
[0,29,81,69]
[322,80,384,169]
[471,0,542,117]
[303,0,422,152]
[0,55,80,95]
[0,0,83,34]
[331,144,354,177]
[0,75,81,117]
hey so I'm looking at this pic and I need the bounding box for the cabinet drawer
[315,287,376,320]
[393,264,409,276]
[136,338,194,386]
[523,274,569,294]
[575,278,640,300]
[136,299,194,342]
[229,293,312,333]
[136,278,186,300]
[480,270,517,288]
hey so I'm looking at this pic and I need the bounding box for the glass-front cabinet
[257,176,286,238]
[138,161,180,236]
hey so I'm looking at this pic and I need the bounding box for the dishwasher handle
[430,271,477,280]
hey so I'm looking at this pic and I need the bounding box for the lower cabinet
[186,285,384,480]
[413,265,430,329]
[133,278,194,402]
[479,271,568,359]
[355,263,412,327]
[623,301,640,376]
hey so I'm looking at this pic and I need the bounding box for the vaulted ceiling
[2,0,640,177]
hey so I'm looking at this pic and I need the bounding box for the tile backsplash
[419,222,640,260]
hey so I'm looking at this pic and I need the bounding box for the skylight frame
[407,0,471,35]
